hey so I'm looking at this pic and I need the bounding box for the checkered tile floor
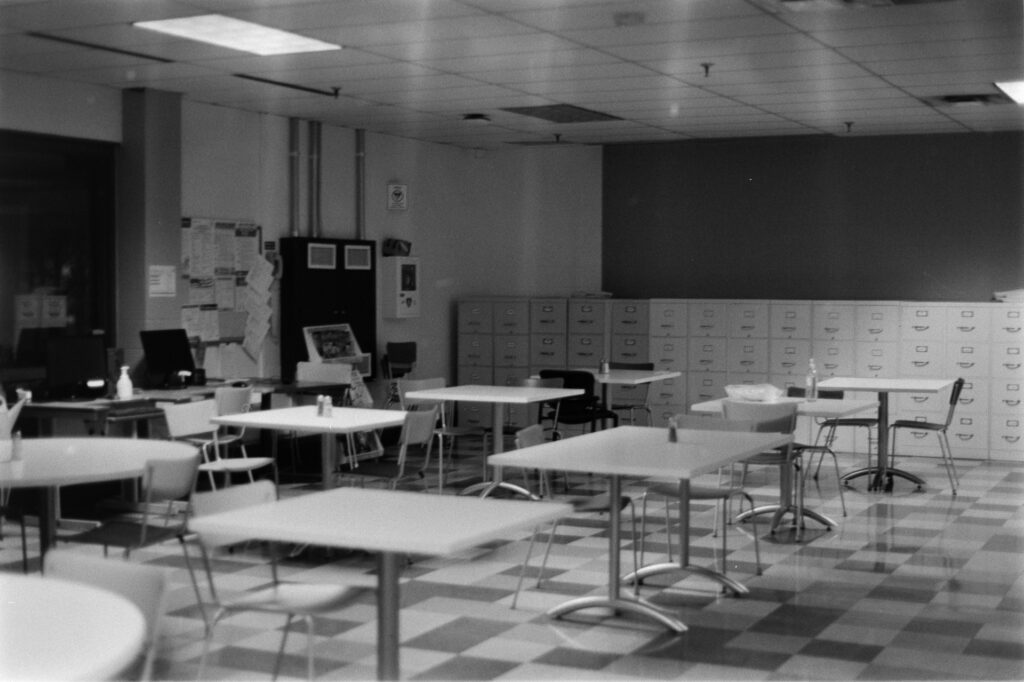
[3,437,1023,681]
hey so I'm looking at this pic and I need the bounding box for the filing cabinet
[769,301,812,339]
[813,302,856,340]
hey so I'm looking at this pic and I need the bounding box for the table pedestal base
[841,466,925,492]
[735,504,835,541]
[547,594,687,633]
[464,480,538,499]
[624,562,749,596]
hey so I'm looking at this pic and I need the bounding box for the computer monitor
[140,329,196,388]
[45,334,109,400]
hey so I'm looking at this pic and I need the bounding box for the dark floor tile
[535,646,622,670]
[903,616,984,639]
[402,617,515,654]
[963,638,1024,661]
[411,655,519,681]
[982,534,1024,552]
[750,604,844,638]
[800,638,885,663]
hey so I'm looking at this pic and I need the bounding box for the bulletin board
[180,217,275,375]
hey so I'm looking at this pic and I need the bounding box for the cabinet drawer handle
[960,398,973,404]
[824,363,838,369]
[912,396,927,403]
[1004,363,1022,370]
[781,362,795,368]
[912,325,930,332]
[868,328,883,335]
[781,326,796,331]
[1004,436,1021,443]
[912,361,930,367]
[540,351,555,357]
[868,364,882,371]
[957,362,974,368]
[824,327,839,333]
[740,360,754,366]
[1004,327,1022,333]
[956,434,974,442]
[1005,400,1021,407]
[578,352,595,357]
[958,326,975,332]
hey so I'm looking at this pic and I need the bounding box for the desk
[818,377,954,491]
[401,384,583,496]
[212,405,405,489]
[489,425,792,632]
[21,399,166,436]
[188,487,570,681]
[0,573,146,680]
[0,438,195,556]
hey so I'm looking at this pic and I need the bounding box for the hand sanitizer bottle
[805,358,818,402]
[116,365,133,400]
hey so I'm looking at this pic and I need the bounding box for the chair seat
[822,417,878,427]
[62,520,182,549]
[199,457,276,474]
[746,450,790,465]
[571,492,632,514]
[891,419,943,431]
[227,582,370,614]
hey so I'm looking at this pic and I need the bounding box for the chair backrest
[523,377,562,389]
[785,385,844,400]
[296,360,352,383]
[721,399,798,435]
[162,399,218,439]
[143,447,202,503]
[400,405,440,449]
[608,361,655,406]
[945,377,966,425]
[45,548,170,681]
[538,369,597,399]
[397,376,446,410]
[191,479,277,548]
[214,385,252,416]
[514,423,545,449]
[383,342,417,379]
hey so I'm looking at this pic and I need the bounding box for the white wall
[180,101,602,389]
[0,71,121,142]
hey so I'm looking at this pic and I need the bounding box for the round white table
[0,572,146,680]
[0,437,196,556]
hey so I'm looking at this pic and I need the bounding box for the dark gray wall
[602,132,1024,302]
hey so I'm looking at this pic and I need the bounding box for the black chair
[381,342,417,408]
[888,377,964,495]
[537,369,619,438]
[785,385,873,481]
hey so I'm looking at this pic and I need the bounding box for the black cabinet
[279,237,376,383]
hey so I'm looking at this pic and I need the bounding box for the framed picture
[387,183,407,210]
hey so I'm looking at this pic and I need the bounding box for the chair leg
[512,525,541,609]
[272,613,292,680]
[939,432,959,495]
[537,520,560,587]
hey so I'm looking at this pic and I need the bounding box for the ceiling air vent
[501,104,621,124]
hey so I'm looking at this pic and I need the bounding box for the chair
[381,341,417,408]
[786,385,877,480]
[181,480,372,681]
[537,369,619,438]
[162,399,277,491]
[337,406,438,490]
[888,377,964,495]
[637,415,763,587]
[721,399,809,538]
[60,443,201,558]
[511,424,638,609]
[212,385,255,456]
[608,361,655,425]
[397,377,489,492]
[45,548,170,681]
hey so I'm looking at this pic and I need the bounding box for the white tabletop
[818,377,955,394]
[212,405,406,435]
[0,573,146,681]
[0,437,194,488]
[189,487,572,556]
[690,397,879,419]
[590,369,682,385]
[489,425,792,480]
[403,384,583,405]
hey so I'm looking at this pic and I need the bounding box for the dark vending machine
[279,237,377,383]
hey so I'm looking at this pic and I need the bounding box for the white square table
[590,367,682,410]
[401,384,583,496]
[187,487,571,681]
[818,377,955,491]
[212,405,406,489]
[489,425,793,632]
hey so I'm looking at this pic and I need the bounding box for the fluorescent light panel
[995,81,1024,104]
[134,14,340,56]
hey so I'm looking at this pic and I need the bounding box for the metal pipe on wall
[355,128,365,240]
[288,118,301,237]
[308,120,322,238]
